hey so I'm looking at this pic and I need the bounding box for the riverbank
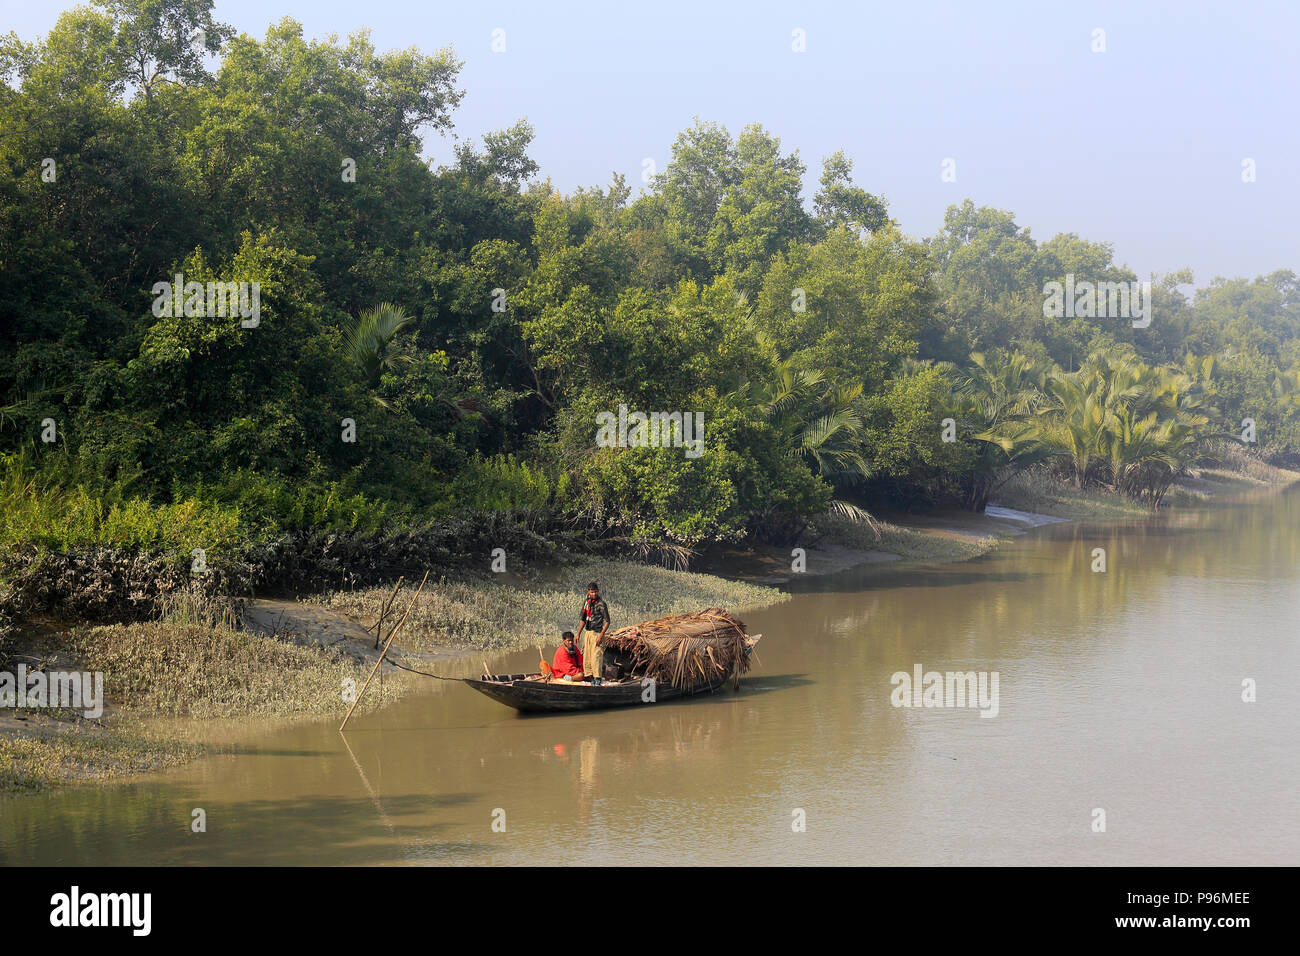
[6,452,1297,793]
[0,618,410,793]
[11,458,1300,866]
[995,450,1300,518]
[300,559,785,660]
[0,559,785,792]
[696,452,1300,584]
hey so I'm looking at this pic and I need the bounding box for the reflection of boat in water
[465,608,761,714]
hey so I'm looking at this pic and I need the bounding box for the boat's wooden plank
[463,672,729,713]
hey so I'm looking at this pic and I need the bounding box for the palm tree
[341,303,415,390]
[1016,347,1217,506]
[1033,374,1111,487]
[729,353,878,534]
[957,349,1052,510]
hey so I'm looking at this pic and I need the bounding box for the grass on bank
[811,513,1001,564]
[994,446,1300,519]
[991,467,1147,520]
[63,621,403,719]
[1,558,778,791]
[1164,444,1300,506]
[0,619,404,793]
[308,559,789,655]
[0,723,201,794]
[812,447,1296,566]
[875,522,1000,562]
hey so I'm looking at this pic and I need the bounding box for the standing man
[576,581,610,680]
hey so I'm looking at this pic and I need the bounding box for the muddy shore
[4,460,1296,792]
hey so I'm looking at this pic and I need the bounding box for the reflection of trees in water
[742,494,1300,750]
[342,492,1300,842]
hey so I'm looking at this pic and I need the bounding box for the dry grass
[993,467,1146,519]
[156,583,242,630]
[1204,443,1300,486]
[0,723,200,793]
[65,622,403,719]
[307,560,787,655]
[0,619,404,792]
[812,514,1000,564]
[999,449,1300,515]
[874,522,999,562]
[600,608,755,688]
[1165,454,1300,507]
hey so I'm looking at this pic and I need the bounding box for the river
[3,488,1297,865]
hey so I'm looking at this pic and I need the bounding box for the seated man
[551,630,586,681]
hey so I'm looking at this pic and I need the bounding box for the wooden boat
[465,608,761,714]
[462,671,731,713]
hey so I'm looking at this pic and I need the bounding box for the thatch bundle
[598,608,758,689]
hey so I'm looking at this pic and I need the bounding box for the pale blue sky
[6,0,1298,285]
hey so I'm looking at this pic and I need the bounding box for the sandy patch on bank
[241,597,473,671]
[881,506,1066,539]
[698,505,1068,585]
[693,541,900,584]
[0,637,119,742]
[980,506,1071,528]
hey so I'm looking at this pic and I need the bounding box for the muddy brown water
[2,490,1298,865]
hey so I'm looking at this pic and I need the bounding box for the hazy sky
[5,0,1298,286]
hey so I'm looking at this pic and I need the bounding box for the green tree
[813,150,890,236]
[342,303,415,391]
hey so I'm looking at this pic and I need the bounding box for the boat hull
[463,673,730,713]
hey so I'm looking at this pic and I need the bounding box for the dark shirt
[581,596,610,632]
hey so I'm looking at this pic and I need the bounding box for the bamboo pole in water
[339,571,429,733]
[369,576,405,649]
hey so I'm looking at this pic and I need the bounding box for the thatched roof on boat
[598,608,757,689]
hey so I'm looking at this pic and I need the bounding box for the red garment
[552,644,584,678]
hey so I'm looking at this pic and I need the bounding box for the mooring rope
[383,658,462,681]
